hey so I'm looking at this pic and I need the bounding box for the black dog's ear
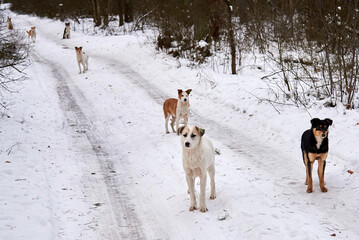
[177,126,185,135]
[310,118,321,126]
[324,118,333,126]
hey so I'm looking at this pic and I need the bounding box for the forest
[7,0,359,109]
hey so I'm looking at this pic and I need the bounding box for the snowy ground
[1,5,359,240]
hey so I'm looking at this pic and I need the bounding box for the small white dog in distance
[163,89,192,134]
[177,125,216,212]
[26,26,36,43]
[63,22,70,39]
[75,46,89,74]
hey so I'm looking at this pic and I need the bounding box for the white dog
[75,46,89,74]
[163,89,191,134]
[63,22,70,39]
[177,125,216,212]
[26,26,36,43]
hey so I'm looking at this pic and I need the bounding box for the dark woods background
[8,0,359,108]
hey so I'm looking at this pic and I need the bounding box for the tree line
[8,0,359,109]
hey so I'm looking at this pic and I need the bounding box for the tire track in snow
[31,52,151,240]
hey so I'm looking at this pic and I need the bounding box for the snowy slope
[1,5,359,240]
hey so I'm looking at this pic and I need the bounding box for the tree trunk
[223,0,236,74]
[118,0,124,26]
[124,0,133,23]
[103,0,112,28]
[193,0,210,41]
[91,0,102,27]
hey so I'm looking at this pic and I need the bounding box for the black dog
[301,118,333,193]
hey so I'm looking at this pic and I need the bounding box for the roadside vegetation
[7,0,359,109]
[0,7,30,111]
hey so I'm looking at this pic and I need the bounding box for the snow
[1,4,359,240]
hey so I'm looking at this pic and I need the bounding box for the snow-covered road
[1,9,359,240]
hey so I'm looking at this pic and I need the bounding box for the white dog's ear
[177,89,183,94]
[186,89,192,95]
[177,126,185,135]
[195,126,205,137]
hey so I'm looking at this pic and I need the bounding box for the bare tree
[193,0,210,41]
[118,0,124,26]
[223,0,236,74]
[91,0,102,26]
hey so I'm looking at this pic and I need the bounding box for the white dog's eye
[191,134,196,138]
[183,133,188,137]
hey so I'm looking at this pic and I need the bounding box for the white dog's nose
[185,142,190,148]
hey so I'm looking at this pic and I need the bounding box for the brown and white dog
[7,17,13,30]
[63,22,70,39]
[177,126,216,212]
[26,27,36,42]
[75,46,89,74]
[163,89,192,134]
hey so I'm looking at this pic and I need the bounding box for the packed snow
[1,4,358,240]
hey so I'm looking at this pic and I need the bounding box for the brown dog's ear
[186,89,192,95]
[177,126,185,135]
[310,118,320,126]
[75,46,78,50]
[79,47,82,50]
[195,126,205,137]
[324,118,333,126]
[177,89,183,94]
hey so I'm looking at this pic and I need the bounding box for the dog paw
[210,194,216,200]
[321,187,328,192]
[166,131,170,134]
[200,206,208,212]
[306,188,313,193]
[189,206,197,211]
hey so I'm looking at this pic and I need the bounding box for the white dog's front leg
[185,173,196,211]
[184,115,188,126]
[165,115,170,134]
[176,116,180,135]
[199,173,208,212]
[208,164,216,200]
[170,117,176,133]
[78,62,82,74]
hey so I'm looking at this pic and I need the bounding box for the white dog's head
[75,46,83,54]
[177,125,205,149]
[177,89,192,103]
